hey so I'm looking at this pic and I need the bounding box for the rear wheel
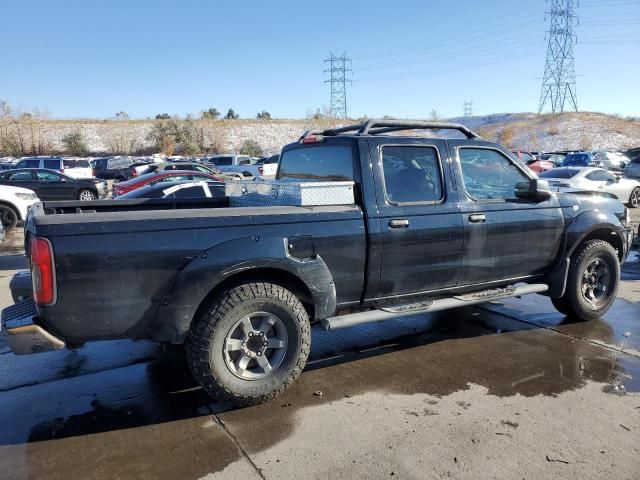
[78,189,97,201]
[186,282,310,406]
[0,205,18,230]
[551,240,619,321]
[629,187,640,208]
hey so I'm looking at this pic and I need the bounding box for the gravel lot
[0,221,638,479]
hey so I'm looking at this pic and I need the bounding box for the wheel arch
[150,236,336,344]
[0,200,21,220]
[568,227,625,262]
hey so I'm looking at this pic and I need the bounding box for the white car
[0,185,40,229]
[204,154,262,177]
[62,158,94,178]
[540,167,640,208]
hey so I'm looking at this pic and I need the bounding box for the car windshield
[539,168,580,179]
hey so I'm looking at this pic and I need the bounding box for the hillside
[1,112,639,157]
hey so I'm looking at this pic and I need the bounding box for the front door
[35,170,76,200]
[370,139,464,300]
[449,142,565,285]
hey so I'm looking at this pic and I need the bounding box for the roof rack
[300,119,481,141]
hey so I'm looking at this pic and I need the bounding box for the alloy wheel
[223,312,288,380]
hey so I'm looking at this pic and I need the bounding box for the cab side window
[459,148,529,201]
[381,146,443,204]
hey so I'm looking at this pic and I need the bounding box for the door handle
[468,214,486,223]
[389,218,410,229]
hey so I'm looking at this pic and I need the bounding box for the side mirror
[515,179,552,201]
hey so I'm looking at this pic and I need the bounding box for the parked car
[254,155,279,176]
[624,155,640,180]
[14,156,65,172]
[204,154,261,177]
[91,156,147,181]
[3,120,634,408]
[563,152,594,167]
[62,158,94,178]
[117,180,225,199]
[591,151,630,173]
[0,169,106,201]
[537,153,566,166]
[0,184,39,229]
[526,159,556,174]
[112,170,222,197]
[137,162,223,177]
[511,150,537,164]
[539,167,640,208]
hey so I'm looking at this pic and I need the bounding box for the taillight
[30,236,56,306]
[131,167,138,177]
[92,169,97,177]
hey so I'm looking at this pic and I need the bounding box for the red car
[112,170,223,197]
[526,160,556,174]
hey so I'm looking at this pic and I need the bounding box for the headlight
[15,192,38,200]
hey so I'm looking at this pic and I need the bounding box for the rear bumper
[1,299,65,355]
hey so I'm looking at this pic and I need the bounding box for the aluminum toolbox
[226,180,355,207]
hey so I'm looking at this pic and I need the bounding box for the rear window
[277,145,353,182]
[43,159,62,169]
[210,156,233,166]
[539,168,580,179]
[64,159,90,168]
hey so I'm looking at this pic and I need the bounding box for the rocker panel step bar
[320,283,548,331]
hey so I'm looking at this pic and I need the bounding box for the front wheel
[78,189,97,201]
[186,282,311,406]
[629,187,640,208]
[552,240,619,321]
[0,205,18,229]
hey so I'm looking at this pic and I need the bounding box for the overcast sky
[1,0,638,119]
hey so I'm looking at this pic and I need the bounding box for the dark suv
[91,156,144,181]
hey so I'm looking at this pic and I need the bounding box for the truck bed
[26,199,366,343]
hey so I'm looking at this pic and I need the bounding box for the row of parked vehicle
[0,153,283,229]
[512,149,638,177]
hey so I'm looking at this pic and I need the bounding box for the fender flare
[150,236,336,343]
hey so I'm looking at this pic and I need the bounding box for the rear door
[368,138,463,299]
[449,141,565,285]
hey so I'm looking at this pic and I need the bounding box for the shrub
[239,139,263,157]
[257,111,271,119]
[202,108,220,120]
[62,130,88,155]
[225,108,239,120]
[155,113,171,120]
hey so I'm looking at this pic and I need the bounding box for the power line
[324,52,352,119]
[539,0,579,114]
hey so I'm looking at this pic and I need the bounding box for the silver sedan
[540,167,640,208]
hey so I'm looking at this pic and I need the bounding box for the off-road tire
[551,296,572,316]
[554,240,619,321]
[0,204,19,229]
[186,282,310,406]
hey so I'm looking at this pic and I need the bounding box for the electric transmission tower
[463,100,473,117]
[538,0,578,114]
[324,52,352,119]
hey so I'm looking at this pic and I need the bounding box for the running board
[320,283,548,331]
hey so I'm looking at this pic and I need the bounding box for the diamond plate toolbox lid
[226,180,355,207]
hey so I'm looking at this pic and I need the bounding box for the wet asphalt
[0,229,639,479]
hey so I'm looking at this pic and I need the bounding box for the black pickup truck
[2,120,635,406]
